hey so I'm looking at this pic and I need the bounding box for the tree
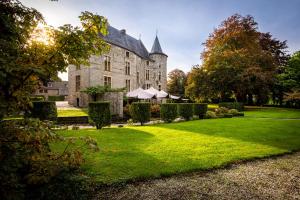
[0,0,110,118]
[0,1,107,198]
[186,14,288,105]
[277,51,300,107]
[167,69,187,96]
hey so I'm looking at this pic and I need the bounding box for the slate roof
[151,36,163,54]
[102,26,151,60]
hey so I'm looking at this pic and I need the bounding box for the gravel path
[95,152,300,200]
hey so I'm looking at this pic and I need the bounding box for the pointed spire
[151,35,163,54]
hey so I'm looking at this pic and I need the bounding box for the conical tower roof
[150,36,167,56]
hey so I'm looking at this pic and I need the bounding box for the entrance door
[76,98,80,107]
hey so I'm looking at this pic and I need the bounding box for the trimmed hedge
[193,103,208,119]
[160,103,177,123]
[219,102,244,111]
[30,96,45,101]
[130,102,151,125]
[56,116,89,125]
[48,95,65,101]
[178,103,193,120]
[88,102,111,129]
[28,101,57,121]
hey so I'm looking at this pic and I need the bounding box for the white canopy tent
[170,95,180,99]
[145,87,168,98]
[126,87,180,100]
[126,87,154,99]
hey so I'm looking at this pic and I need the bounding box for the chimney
[120,29,126,35]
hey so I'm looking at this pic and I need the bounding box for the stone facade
[34,81,68,100]
[68,26,168,117]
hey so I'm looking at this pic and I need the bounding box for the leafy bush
[215,107,229,114]
[193,103,208,119]
[0,119,98,200]
[130,102,151,125]
[219,102,244,111]
[151,104,161,118]
[48,95,65,101]
[88,102,111,129]
[178,103,193,120]
[206,111,217,119]
[160,103,178,123]
[28,101,57,121]
[228,109,239,116]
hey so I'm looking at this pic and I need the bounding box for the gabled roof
[102,26,151,60]
[150,36,167,56]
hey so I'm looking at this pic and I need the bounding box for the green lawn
[57,108,88,117]
[53,107,300,184]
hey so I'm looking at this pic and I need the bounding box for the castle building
[68,26,168,107]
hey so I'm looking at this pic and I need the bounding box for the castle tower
[149,35,168,91]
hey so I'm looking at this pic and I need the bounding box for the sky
[20,0,300,81]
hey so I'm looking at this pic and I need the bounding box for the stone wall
[98,92,123,117]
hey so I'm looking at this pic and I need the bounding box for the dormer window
[126,51,130,58]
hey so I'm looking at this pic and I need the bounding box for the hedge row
[128,103,208,123]
[48,95,65,101]
[27,101,57,121]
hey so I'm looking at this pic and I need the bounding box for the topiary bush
[219,102,244,111]
[130,102,151,125]
[88,102,111,129]
[178,103,193,120]
[160,103,178,123]
[28,101,57,121]
[193,103,208,119]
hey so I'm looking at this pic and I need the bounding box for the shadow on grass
[151,118,300,151]
[55,127,171,183]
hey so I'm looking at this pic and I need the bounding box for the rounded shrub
[228,109,239,116]
[160,103,178,123]
[28,101,57,121]
[219,102,244,111]
[193,103,208,119]
[88,102,111,129]
[130,102,151,125]
[178,103,193,120]
[205,111,217,119]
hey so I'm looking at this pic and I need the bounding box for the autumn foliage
[186,14,288,105]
